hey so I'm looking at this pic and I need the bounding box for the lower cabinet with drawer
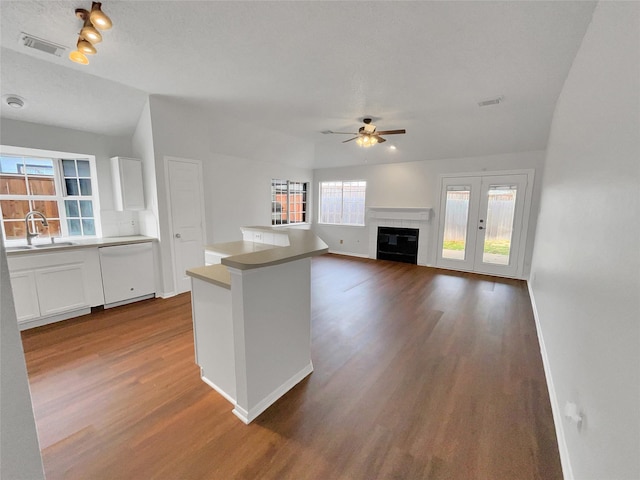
[99,243,155,307]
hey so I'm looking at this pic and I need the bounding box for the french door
[436,173,530,278]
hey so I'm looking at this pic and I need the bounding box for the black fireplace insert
[377,227,419,264]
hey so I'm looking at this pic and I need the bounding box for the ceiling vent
[20,32,67,57]
[478,96,504,107]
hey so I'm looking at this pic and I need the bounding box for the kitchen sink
[33,242,77,248]
[7,241,77,251]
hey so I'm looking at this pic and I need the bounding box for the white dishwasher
[99,243,155,308]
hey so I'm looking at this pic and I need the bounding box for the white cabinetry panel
[9,270,40,322]
[111,157,145,211]
[99,243,155,306]
[35,264,87,316]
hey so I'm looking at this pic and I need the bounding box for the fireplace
[367,207,432,266]
[377,227,419,264]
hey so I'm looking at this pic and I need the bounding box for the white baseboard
[527,281,573,480]
[327,250,369,258]
[18,307,91,331]
[200,372,236,405]
[232,362,313,424]
[158,291,176,299]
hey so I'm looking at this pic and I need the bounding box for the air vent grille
[478,96,504,107]
[20,33,67,57]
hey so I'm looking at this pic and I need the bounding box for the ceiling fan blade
[376,136,387,143]
[342,137,359,143]
[375,129,406,135]
[327,130,358,135]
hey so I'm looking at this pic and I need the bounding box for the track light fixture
[69,2,112,65]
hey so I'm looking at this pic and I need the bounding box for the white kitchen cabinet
[111,156,145,211]
[99,243,155,307]
[8,248,103,328]
[9,270,40,322]
[35,264,87,317]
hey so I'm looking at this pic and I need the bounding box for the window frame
[271,179,309,226]
[0,145,102,245]
[318,180,367,226]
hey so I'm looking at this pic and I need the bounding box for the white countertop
[5,236,156,256]
[187,227,328,286]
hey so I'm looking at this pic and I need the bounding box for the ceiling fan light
[81,21,102,44]
[77,38,96,54]
[89,2,112,30]
[69,49,89,65]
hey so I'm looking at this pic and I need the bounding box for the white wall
[313,150,545,274]
[146,96,314,296]
[529,2,640,479]
[0,119,138,236]
[0,239,45,480]
[131,99,159,239]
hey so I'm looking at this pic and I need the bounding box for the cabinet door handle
[478,226,484,230]
[175,233,181,239]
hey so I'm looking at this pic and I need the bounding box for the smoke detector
[19,32,67,57]
[3,95,26,109]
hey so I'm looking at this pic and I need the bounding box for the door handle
[478,226,484,230]
[175,233,181,238]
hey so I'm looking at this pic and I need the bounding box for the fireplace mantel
[367,207,432,222]
[366,207,432,266]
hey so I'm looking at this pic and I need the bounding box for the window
[319,181,366,226]
[271,179,308,225]
[0,148,100,241]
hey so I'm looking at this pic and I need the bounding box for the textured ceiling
[0,1,597,168]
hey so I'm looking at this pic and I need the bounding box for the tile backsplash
[100,210,139,237]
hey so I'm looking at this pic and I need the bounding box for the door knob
[175,233,181,238]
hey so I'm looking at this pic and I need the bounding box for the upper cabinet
[111,156,145,211]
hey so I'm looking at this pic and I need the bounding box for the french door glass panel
[481,185,518,266]
[437,174,528,277]
[442,186,472,261]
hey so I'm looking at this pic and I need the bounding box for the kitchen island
[187,227,328,423]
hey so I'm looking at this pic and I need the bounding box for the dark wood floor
[21,254,561,480]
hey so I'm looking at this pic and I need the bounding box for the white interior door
[167,157,206,293]
[436,173,530,278]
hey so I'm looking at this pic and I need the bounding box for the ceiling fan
[325,118,406,147]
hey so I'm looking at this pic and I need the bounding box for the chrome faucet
[25,211,48,245]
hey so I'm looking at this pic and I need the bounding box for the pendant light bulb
[81,20,102,44]
[89,2,112,30]
[77,38,96,55]
[69,50,89,65]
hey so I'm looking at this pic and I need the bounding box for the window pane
[79,200,93,217]
[3,220,25,239]
[81,219,95,235]
[65,200,79,217]
[66,179,79,196]
[482,186,517,266]
[77,160,91,177]
[32,200,59,219]
[68,219,82,236]
[42,219,61,238]
[62,159,76,177]
[0,199,30,219]
[0,156,24,174]
[442,187,471,260]
[28,176,56,196]
[23,158,54,176]
[0,175,27,195]
[79,178,92,196]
